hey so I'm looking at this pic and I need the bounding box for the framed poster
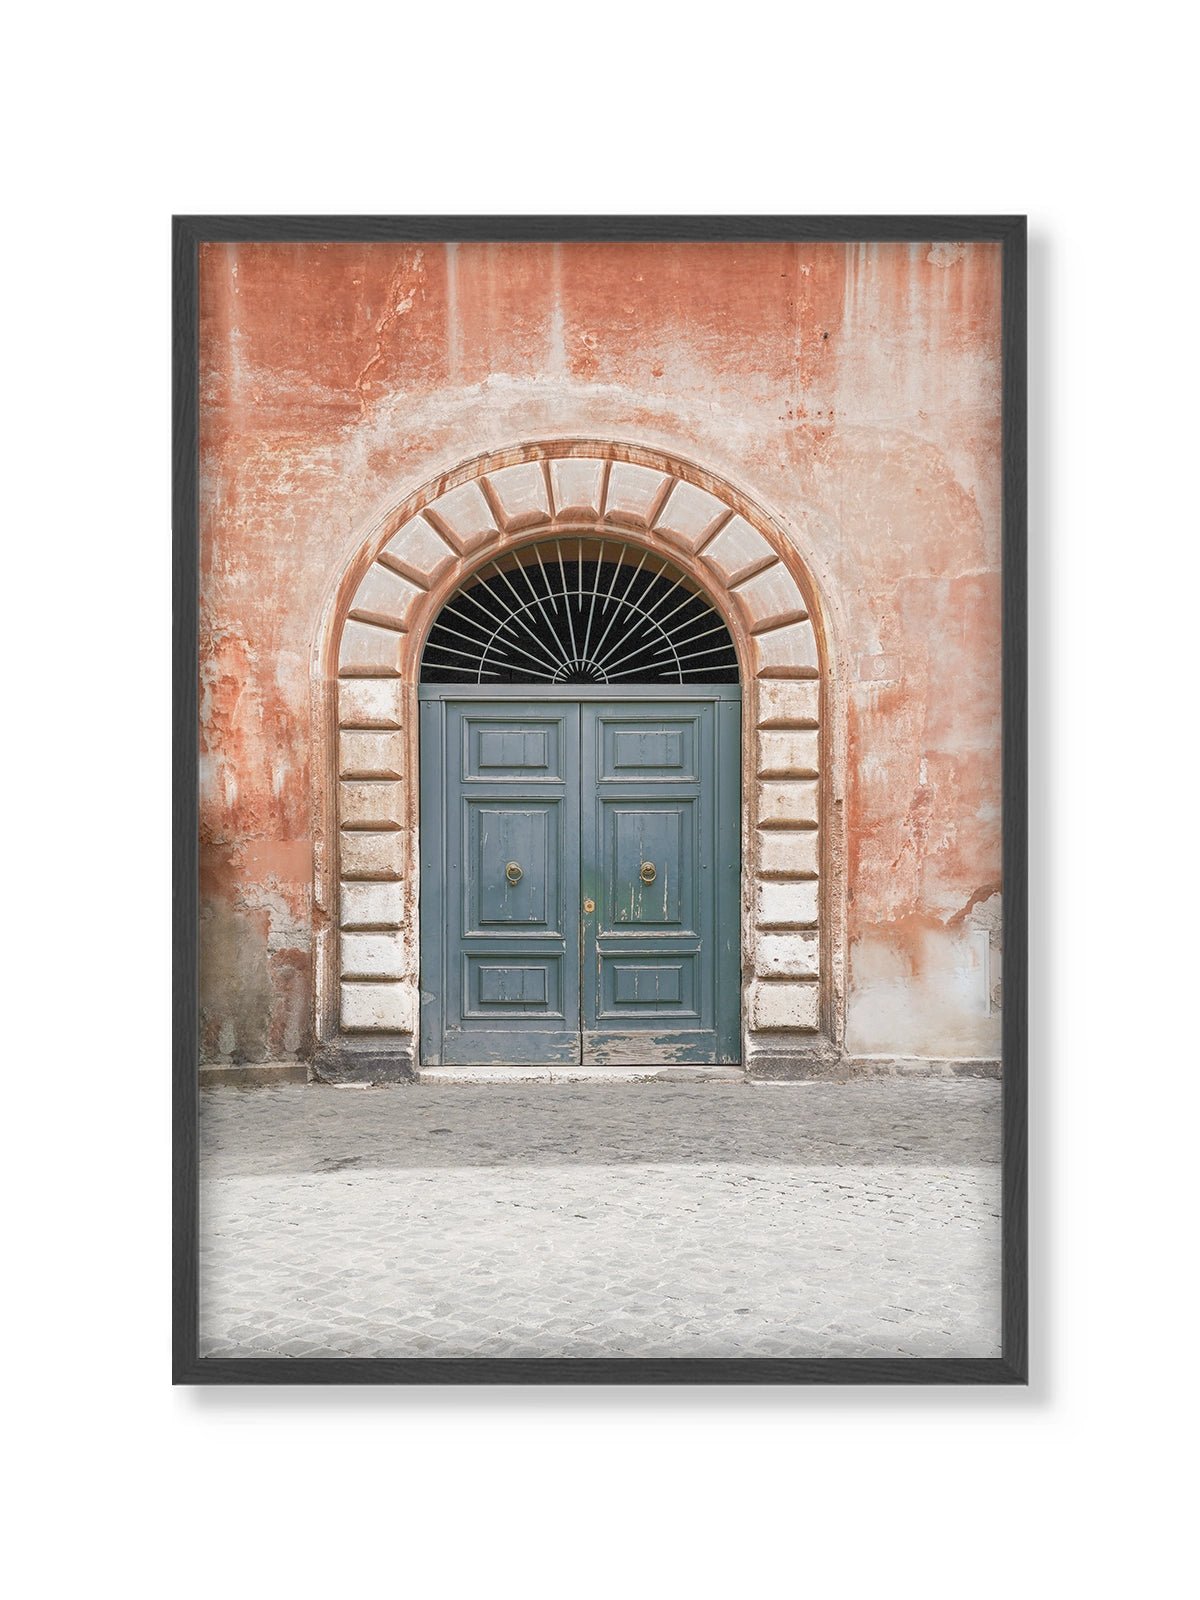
[174,215,1026,1383]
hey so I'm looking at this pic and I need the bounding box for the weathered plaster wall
[198,240,1002,1065]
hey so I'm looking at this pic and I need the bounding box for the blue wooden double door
[419,687,741,1067]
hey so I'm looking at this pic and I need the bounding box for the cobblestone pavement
[199,1080,1001,1360]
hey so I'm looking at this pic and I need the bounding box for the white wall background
[3,3,1193,1594]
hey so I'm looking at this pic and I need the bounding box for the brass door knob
[583,899,595,914]
[640,862,657,884]
[505,861,523,885]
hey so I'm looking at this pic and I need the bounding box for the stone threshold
[199,1057,1001,1087]
[416,1063,746,1085]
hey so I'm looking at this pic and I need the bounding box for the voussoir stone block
[340,981,413,1033]
[340,931,406,980]
[756,680,820,728]
[340,880,405,930]
[749,980,820,1032]
[339,780,403,831]
[756,729,819,779]
[758,779,819,828]
[654,480,729,551]
[339,831,404,880]
[338,678,404,729]
[339,731,404,780]
[348,563,422,630]
[550,456,607,519]
[757,829,820,878]
[754,930,820,979]
[604,462,670,526]
[732,563,809,633]
[756,878,819,929]
[380,515,456,584]
[754,619,819,678]
[426,479,500,553]
[338,619,406,677]
[485,462,551,529]
[699,515,775,586]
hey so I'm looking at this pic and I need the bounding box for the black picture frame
[174,214,1027,1386]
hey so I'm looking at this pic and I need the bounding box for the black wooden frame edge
[175,214,1025,244]
[173,216,200,1385]
[176,1356,1026,1385]
[173,214,1028,1387]
[999,217,1028,1381]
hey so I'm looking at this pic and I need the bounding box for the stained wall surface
[198,240,1003,1066]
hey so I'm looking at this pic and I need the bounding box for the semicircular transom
[419,537,739,686]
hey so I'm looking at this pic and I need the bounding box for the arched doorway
[417,539,742,1066]
[319,441,831,1079]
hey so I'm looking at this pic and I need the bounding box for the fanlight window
[420,539,739,685]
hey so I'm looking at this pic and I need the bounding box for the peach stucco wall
[198,239,1003,1065]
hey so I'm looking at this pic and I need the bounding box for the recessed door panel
[603,803,690,929]
[600,720,698,781]
[465,954,563,1017]
[464,716,565,781]
[468,801,557,931]
[600,954,700,1019]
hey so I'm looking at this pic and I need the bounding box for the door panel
[602,803,691,929]
[420,691,739,1068]
[464,953,565,1015]
[467,802,557,930]
[466,716,565,781]
[581,700,739,1064]
[600,720,698,781]
[422,700,581,1066]
[601,954,699,1017]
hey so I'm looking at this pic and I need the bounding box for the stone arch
[315,440,836,1077]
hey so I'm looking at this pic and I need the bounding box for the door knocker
[505,861,523,885]
[640,862,657,884]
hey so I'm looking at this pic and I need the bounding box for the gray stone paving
[199,1079,1002,1360]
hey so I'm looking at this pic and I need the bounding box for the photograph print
[176,216,1026,1382]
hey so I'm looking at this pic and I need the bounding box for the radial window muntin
[420,538,740,685]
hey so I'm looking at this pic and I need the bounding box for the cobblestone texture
[199,1080,1001,1360]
